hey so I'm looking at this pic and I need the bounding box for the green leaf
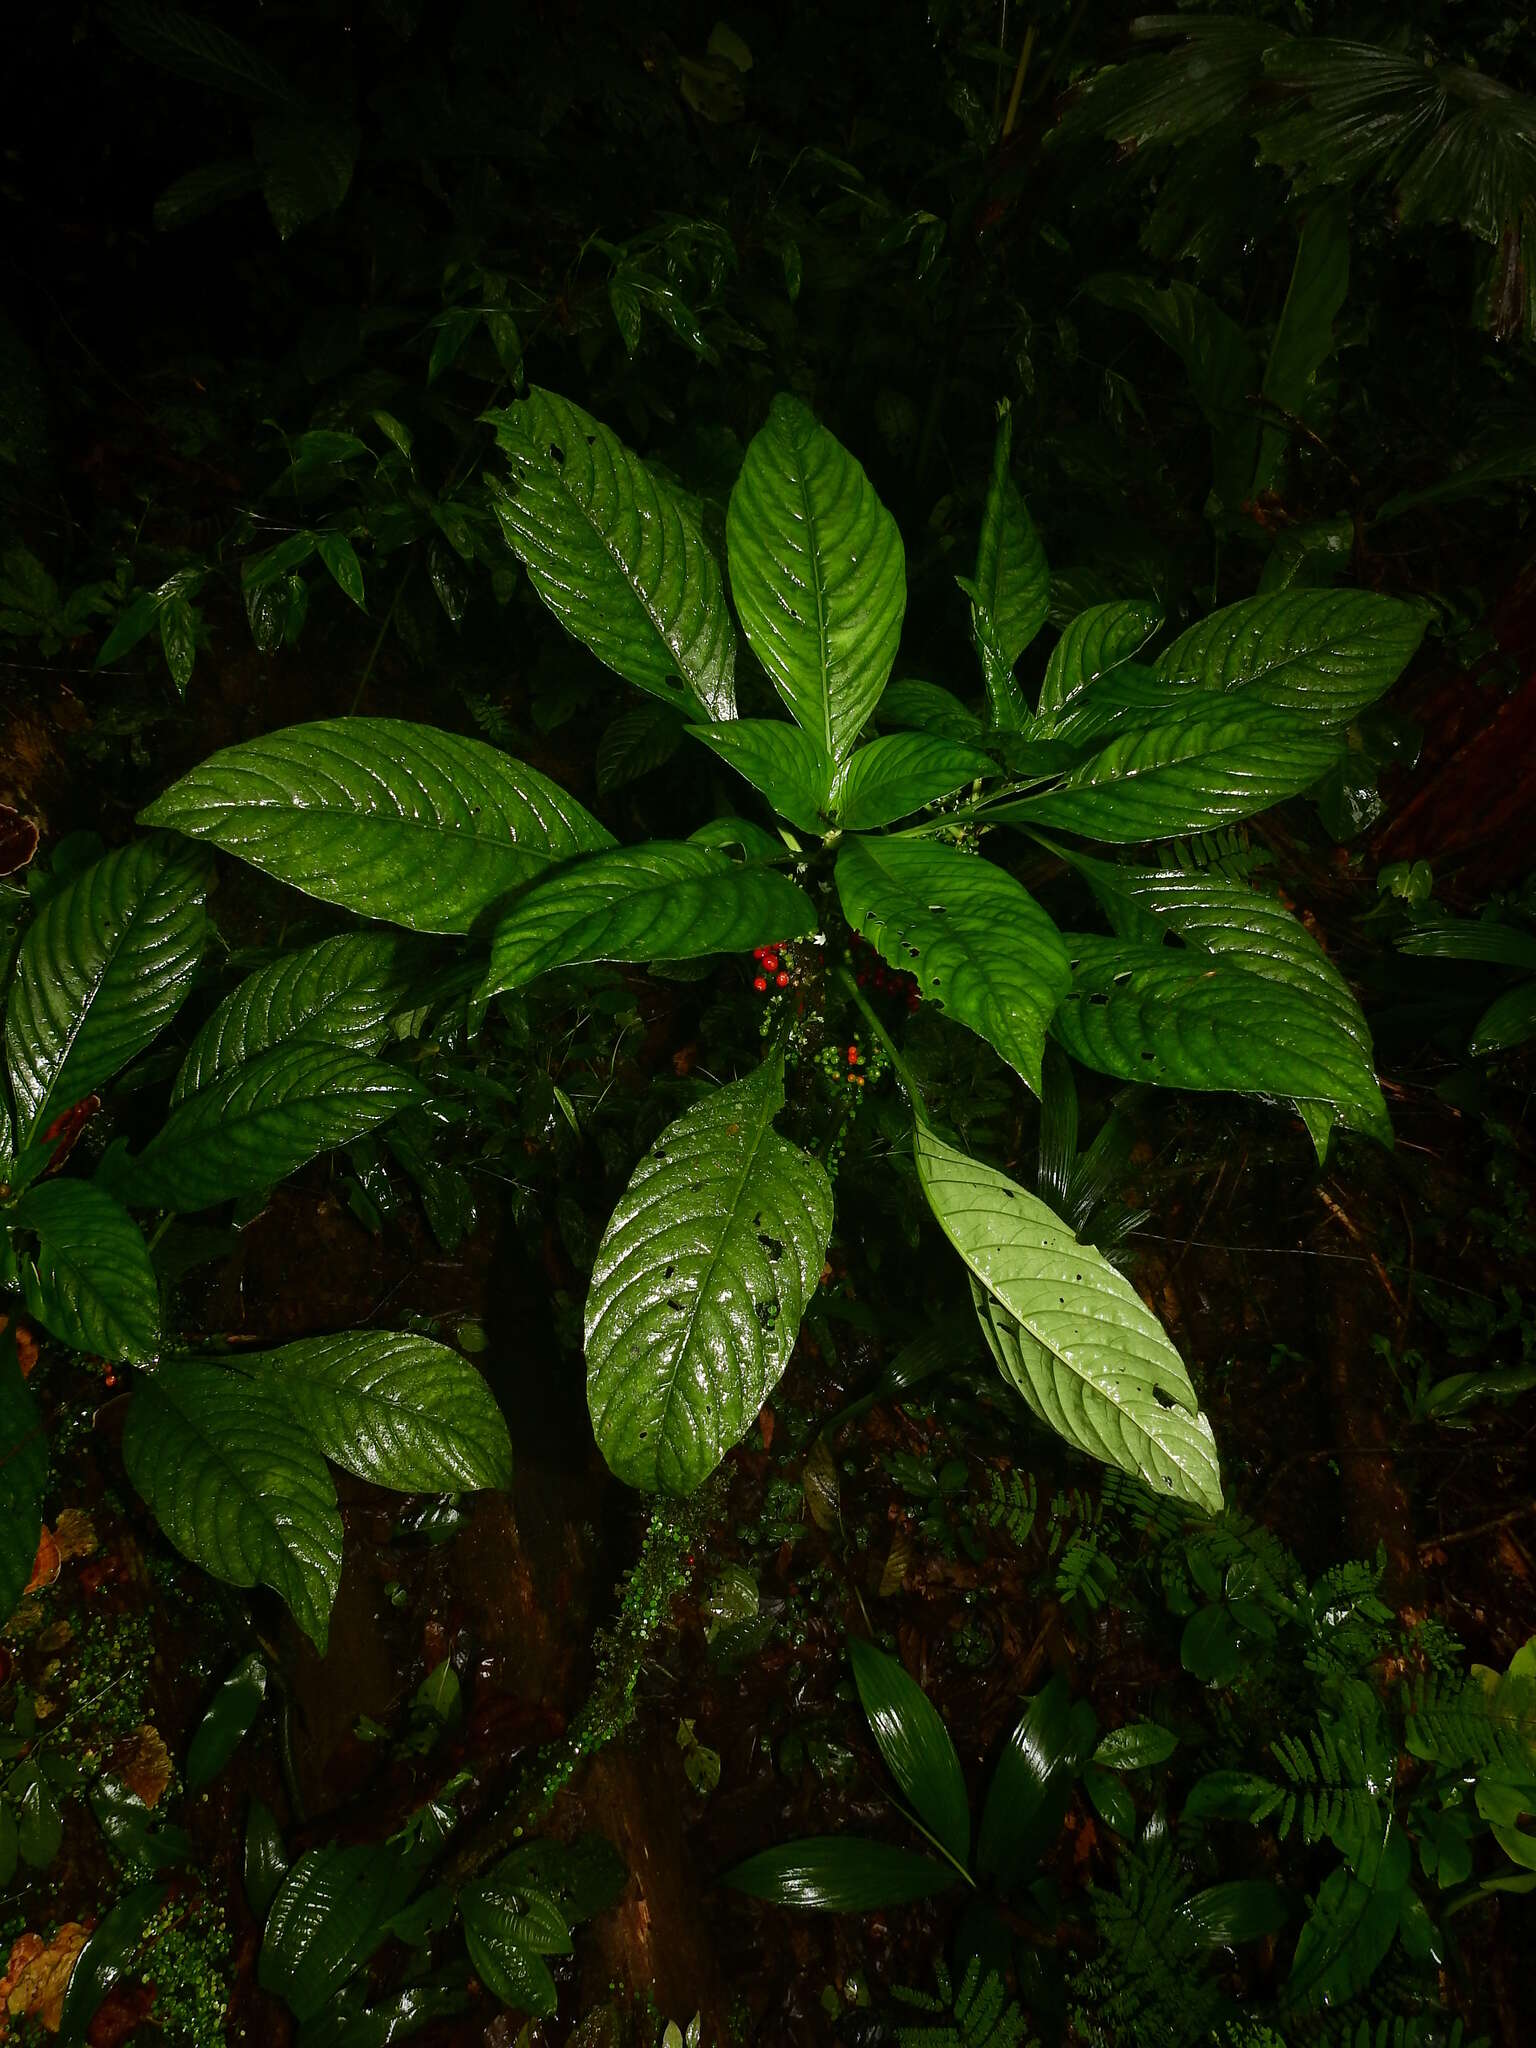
[493,1833,628,1926]
[688,720,832,835]
[107,1044,422,1213]
[171,934,415,1106]
[1286,1858,1402,2010]
[138,718,612,936]
[1084,1763,1138,1837]
[233,1331,512,1492]
[726,393,906,762]
[964,403,1048,727]
[1253,198,1349,496]
[428,308,478,385]
[914,1122,1222,1511]
[1179,1879,1288,1947]
[977,1676,1095,1886]
[159,593,197,694]
[1038,601,1162,722]
[109,1,302,106]
[186,1652,268,1791]
[1397,919,1536,970]
[57,1881,167,2046]
[488,389,736,720]
[260,1845,415,2020]
[95,589,163,667]
[596,702,687,794]
[0,1335,45,1620]
[153,158,262,230]
[1093,1722,1178,1770]
[993,705,1344,842]
[723,1837,955,1910]
[245,1799,288,1920]
[122,1360,343,1649]
[1054,931,1390,1152]
[878,679,984,743]
[848,1639,969,1865]
[688,816,788,864]
[1154,589,1426,726]
[256,118,359,239]
[317,533,367,610]
[17,1771,64,1867]
[835,836,1070,1094]
[460,1885,561,2015]
[484,843,817,997]
[1472,981,1536,1055]
[827,735,995,830]
[1056,856,1390,1151]
[9,1180,161,1360]
[5,837,209,1146]
[585,1054,833,1494]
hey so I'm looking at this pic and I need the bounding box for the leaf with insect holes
[727,395,905,762]
[585,1053,832,1494]
[487,389,736,719]
[483,843,817,996]
[5,837,209,1147]
[138,718,612,935]
[835,835,1070,1093]
[123,1361,343,1650]
[914,1121,1222,1511]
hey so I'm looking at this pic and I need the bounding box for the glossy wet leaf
[488,388,736,719]
[1084,1763,1138,1836]
[977,1676,1095,1887]
[836,836,1070,1094]
[234,1330,512,1491]
[244,1799,288,1920]
[4,836,208,1147]
[1153,588,1426,726]
[1286,1859,1404,2010]
[596,701,687,794]
[848,1638,969,1865]
[8,1179,160,1362]
[139,717,612,935]
[171,933,415,1105]
[724,1836,955,1910]
[962,404,1048,727]
[317,532,366,610]
[995,704,1344,842]
[260,1844,415,2021]
[494,1832,629,1925]
[17,1772,63,1867]
[56,1881,167,2046]
[1093,1721,1178,1770]
[461,1883,564,2015]
[0,1336,46,1619]
[1472,981,1536,1055]
[688,719,832,835]
[584,1053,833,1493]
[727,394,905,762]
[915,1122,1222,1510]
[1179,1879,1288,1947]
[1253,198,1349,496]
[123,1361,343,1650]
[484,842,816,996]
[108,1043,423,1213]
[186,1652,268,1790]
[878,679,985,743]
[1038,600,1163,721]
[828,734,995,829]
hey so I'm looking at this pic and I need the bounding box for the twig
[1420,1505,1536,1553]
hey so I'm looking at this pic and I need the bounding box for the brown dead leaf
[757,1405,775,1451]
[51,1511,98,1564]
[877,1530,912,1598]
[23,1528,59,1597]
[114,1724,171,1809]
[0,1320,39,1377]
[0,806,39,879]
[802,1437,840,1532]
[0,1921,90,2035]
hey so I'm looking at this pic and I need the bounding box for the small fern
[1159,825,1270,885]
[892,1957,1036,2048]
[1258,1679,1392,1857]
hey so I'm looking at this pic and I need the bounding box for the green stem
[835,965,925,1115]
[348,564,412,715]
[893,1799,977,1889]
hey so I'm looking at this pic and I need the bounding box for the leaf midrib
[788,438,835,757]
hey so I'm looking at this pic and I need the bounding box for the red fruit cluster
[751,941,793,994]
[849,930,921,1012]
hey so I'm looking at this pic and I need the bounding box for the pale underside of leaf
[138,718,613,934]
[914,1120,1222,1512]
[584,1055,833,1494]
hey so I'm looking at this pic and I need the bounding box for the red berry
[763,954,778,972]
[753,976,768,992]
[775,970,790,987]
[847,1046,859,1064]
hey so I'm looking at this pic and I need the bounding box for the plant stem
[892,1799,977,1889]
[348,564,412,715]
[834,964,925,1114]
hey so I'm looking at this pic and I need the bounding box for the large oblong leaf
[584,1054,833,1494]
[259,1845,415,2021]
[5,837,208,1146]
[993,705,1343,842]
[849,1638,969,1865]
[723,1837,955,1911]
[484,843,817,997]
[488,389,736,719]
[977,1676,1097,1886]
[10,1179,160,1361]
[828,734,995,830]
[172,933,416,1105]
[962,404,1048,728]
[914,1121,1222,1511]
[138,718,612,935]
[1038,600,1162,720]
[108,1044,422,1213]
[688,719,832,835]
[234,1331,511,1492]
[461,1882,568,2016]
[1154,588,1426,726]
[123,1361,343,1649]
[726,395,905,763]
[835,836,1070,1094]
